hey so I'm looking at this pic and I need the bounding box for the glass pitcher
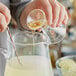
[4,30,54,76]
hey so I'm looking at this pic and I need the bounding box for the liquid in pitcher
[5,56,53,76]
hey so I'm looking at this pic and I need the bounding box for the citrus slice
[27,19,45,30]
[27,9,46,30]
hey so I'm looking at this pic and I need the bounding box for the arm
[10,0,31,30]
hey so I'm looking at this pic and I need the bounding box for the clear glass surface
[27,9,66,44]
[4,31,54,76]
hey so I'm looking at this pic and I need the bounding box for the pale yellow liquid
[5,56,54,76]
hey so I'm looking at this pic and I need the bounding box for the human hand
[0,3,11,32]
[20,0,68,30]
[48,0,68,27]
[20,0,52,30]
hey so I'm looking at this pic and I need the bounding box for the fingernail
[0,29,1,32]
[38,28,41,32]
[62,21,65,25]
[51,24,54,28]
[56,24,60,27]
[1,30,4,32]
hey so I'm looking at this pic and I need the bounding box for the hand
[48,0,68,27]
[20,0,52,30]
[0,3,11,32]
[20,0,68,30]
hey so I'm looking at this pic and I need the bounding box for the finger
[56,2,65,27]
[0,13,8,32]
[62,11,68,25]
[37,28,42,32]
[49,0,60,27]
[0,2,11,24]
[43,2,52,25]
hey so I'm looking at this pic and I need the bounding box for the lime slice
[27,9,46,30]
[27,20,45,30]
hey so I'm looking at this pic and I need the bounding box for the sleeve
[0,30,11,76]
[10,0,32,30]
[0,53,6,76]
[0,0,10,7]
[0,30,11,59]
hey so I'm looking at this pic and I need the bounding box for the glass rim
[27,9,47,30]
[56,55,76,70]
[11,30,49,46]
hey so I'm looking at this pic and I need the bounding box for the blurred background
[9,0,76,75]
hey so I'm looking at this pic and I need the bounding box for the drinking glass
[27,9,66,44]
[4,31,54,76]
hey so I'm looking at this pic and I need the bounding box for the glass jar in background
[49,42,62,68]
